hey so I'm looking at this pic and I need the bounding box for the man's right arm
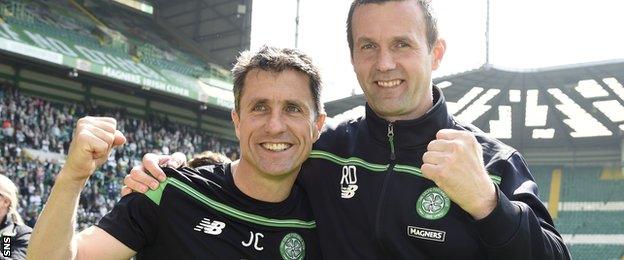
[27,117,135,260]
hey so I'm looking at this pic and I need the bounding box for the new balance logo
[340,165,358,199]
[341,185,358,198]
[194,218,226,235]
[407,226,446,242]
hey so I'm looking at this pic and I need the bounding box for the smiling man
[126,0,569,259]
[27,46,325,259]
[296,1,567,258]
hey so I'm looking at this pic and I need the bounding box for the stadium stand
[557,211,624,234]
[1,0,110,52]
[562,166,624,201]
[91,3,211,76]
[533,167,624,259]
[570,245,624,260]
[530,165,554,202]
[0,82,239,229]
[0,0,233,97]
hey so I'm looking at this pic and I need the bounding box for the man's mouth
[375,79,403,88]
[260,142,292,152]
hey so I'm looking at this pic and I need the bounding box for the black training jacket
[298,86,570,259]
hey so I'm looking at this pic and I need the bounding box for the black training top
[299,86,570,259]
[97,164,320,259]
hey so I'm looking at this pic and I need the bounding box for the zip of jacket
[374,121,396,254]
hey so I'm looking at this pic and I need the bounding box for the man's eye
[361,43,375,50]
[285,105,302,113]
[397,42,409,48]
[252,104,267,112]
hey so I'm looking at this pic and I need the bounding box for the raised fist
[421,129,496,220]
[63,116,126,181]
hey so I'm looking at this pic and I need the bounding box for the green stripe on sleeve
[393,164,424,177]
[310,150,388,171]
[309,150,502,184]
[162,178,316,229]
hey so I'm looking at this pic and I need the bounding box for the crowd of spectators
[0,82,239,229]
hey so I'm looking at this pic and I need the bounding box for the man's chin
[257,163,299,179]
[372,104,408,118]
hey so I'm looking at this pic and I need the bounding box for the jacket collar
[365,85,452,148]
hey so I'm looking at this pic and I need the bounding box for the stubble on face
[234,69,320,180]
[351,1,441,122]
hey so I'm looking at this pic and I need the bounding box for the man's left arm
[422,129,570,259]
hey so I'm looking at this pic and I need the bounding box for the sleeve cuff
[474,185,522,247]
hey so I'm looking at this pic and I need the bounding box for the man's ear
[313,113,326,141]
[231,110,241,140]
[431,38,446,70]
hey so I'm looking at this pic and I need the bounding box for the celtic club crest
[416,187,451,220]
[279,233,305,260]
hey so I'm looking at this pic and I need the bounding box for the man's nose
[375,49,396,72]
[265,111,287,134]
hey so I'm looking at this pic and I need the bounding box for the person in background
[0,174,32,260]
[188,151,232,168]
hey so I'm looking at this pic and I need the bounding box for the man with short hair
[307,1,567,258]
[127,0,570,258]
[27,46,325,259]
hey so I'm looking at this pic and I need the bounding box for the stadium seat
[530,165,555,203]
[1,0,232,84]
[567,244,624,260]
[562,166,624,201]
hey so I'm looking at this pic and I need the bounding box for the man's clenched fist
[421,129,497,220]
[63,116,126,181]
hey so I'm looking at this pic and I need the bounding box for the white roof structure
[325,60,624,165]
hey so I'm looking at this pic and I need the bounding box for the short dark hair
[188,151,231,168]
[346,0,438,56]
[231,46,324,117]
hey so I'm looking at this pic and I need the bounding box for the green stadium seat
[2,0,232,84]
[562,167,624,201]
[555,211,624,234]
[530,165,555,202]
[568,244,624,260]
[532,165,624,257]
